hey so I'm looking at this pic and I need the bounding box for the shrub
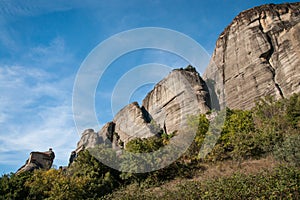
[274,133,300,166]
[206,109,260,161]
[0,172,31,200]
[125,136,163,153]
[186,114,209,160]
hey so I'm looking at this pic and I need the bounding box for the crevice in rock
[162,91,184,108]
[106,122,115,142]
[163,120,167,135]
[258,17,284,99]
[141,106,152,123]
[205,79,220,111]
[220,29,229,109]
[221,33,228,86]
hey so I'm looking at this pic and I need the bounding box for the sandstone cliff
[142,67,210,135]
[204,2,300,110]
[76,2,300,152]
[76,66,211,150]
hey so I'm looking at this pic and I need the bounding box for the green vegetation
[103,166,300,200]
[0,93,299,199]
[125,136,163,153]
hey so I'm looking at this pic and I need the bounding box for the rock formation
[16,148,55,174]
[204,2,300,110]
[16,2,300,174]
[76,129,103,152]
[75,2,300,153]
[142,66,211,135]
[76,66,211,150]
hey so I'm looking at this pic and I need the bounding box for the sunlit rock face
[76,67,211,150]
[76,129,103,152]
[142,67,211,135]
[76,2,300,151]
[204,2,300,110]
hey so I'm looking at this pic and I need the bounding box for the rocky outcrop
[75,2,300,152]
[16,149,55,174]
[142,66,211,135]
[76,66,211,150]
[204,2,300,110]
[75,129,103,152]
[113,102,157,143]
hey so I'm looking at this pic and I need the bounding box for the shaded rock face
[204,2,300,110]
[76,67,211,149]
[16,149,55,174]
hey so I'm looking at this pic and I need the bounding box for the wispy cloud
[0,0,73,18]
[25,37,74,68]
[0,64,78,168]
[0,36,79,172]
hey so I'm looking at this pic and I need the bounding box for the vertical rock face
[113,102,156,143]
[142,67,211,135]
[76,67,211,149]
[75,2,300,152]
[204,3,300,110]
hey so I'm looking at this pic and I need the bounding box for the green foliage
[121,136,167,184]
[252,94,300,152]
[206,93,300,162]
[25,169,88,200]
[186,114,209,160]
[169,166,300,200]
[1,93,299,199]
[0,150,119,200]
[0,172,31,200]
[66,150,119,198]
[283,93,300,129]
[207,109,261,161]
[274,134,300,166]
[125,136,163,153]
[103,166,300,199]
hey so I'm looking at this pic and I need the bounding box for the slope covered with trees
[1,93,299,199]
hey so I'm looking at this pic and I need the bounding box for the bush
[206,109,260,161]
[0,172,31,200]
[206,94,300,162]
[125,136,163,153]
[274,133,300,166]
[186,114,209,160]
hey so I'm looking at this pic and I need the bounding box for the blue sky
[0,0,297,174]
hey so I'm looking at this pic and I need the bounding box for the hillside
[1,2,300,200]
[1,93,299,199]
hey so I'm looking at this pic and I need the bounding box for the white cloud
[26,37,74,68]
[0,36,80,171]
[0,0,73,18]
[0,64,79,168]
